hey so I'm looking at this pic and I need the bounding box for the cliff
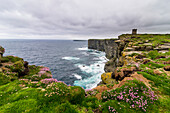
[0,32,169,113]
[88,33,170,112]
[88,34,170,83]
[88,39,127,72]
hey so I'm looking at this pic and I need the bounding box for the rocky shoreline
[88,30,170,100]
[0,30,169,112]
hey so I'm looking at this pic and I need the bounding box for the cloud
[0,0,170,39]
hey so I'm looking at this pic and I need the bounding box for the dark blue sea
[0,39,107,89]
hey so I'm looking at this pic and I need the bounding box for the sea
[0,39,108,89]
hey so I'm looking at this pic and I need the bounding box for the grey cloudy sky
[0,0,170,39]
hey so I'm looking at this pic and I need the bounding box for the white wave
[62,57,80,60]
[82,52,89,56]
[74,73,102,89]
[77,47,88,50]
[73,73,82,80]
[74,52,108,89]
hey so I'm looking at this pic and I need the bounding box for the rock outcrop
[88,39,127,73]
[88,31,170,86]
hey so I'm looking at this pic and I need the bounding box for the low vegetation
[0,34,170,112]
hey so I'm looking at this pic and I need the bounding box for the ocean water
[0,39,107,89]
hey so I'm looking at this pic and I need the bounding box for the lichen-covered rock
[101,72,116,84]
[69,86,85,104]
[113,66,137,81]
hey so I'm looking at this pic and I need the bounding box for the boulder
[0,46,5,57]
[164,66,170,71]
[154,69,163,75]
[101,72,116,84]
[113,66,137,81]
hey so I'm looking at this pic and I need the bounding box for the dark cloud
[0,0,170,39]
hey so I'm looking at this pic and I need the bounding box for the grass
[0,34,169,112]
[0,73,10,86]
[1,56,23,63]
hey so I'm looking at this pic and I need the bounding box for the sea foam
[73,73,82,80]
[74,52,107,89]
[62,57,80,60]
[77,47,88,50]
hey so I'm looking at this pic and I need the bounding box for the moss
[8,88,43,103]
[56,101,79,113]
[0,99,38,113]
[82,97,99,109]
[1,57,10,63]
[10,61,25,76]
[69,86,85,104]
[147,50,160,59]
[5,56,23,63]
[0,73,10,86]
[147,62,165,68]
[1,56,23,63]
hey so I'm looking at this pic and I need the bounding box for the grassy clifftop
[0,34,170,113]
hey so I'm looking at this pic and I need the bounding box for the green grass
[0,34,169,113]
[0,99,38,113]
[1,56,23,63]
[0,73,10,86]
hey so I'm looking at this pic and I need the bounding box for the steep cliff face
[88,39,122,59]
[88,38,127,72]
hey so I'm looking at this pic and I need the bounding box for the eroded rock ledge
[88,30,170,85]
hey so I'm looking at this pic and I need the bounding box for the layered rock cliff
[88,38,127,72]
[88,33,170,84]
[0,33,169,112]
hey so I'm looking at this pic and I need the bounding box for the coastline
[0,31,170,112]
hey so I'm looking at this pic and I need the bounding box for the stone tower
[132,29,137,35]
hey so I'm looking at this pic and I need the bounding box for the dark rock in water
[83,65,85,67]
[97,64,100,67]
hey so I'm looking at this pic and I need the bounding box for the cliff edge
[0,30,169,112]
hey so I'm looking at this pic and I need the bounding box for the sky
[0,0,170,40]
